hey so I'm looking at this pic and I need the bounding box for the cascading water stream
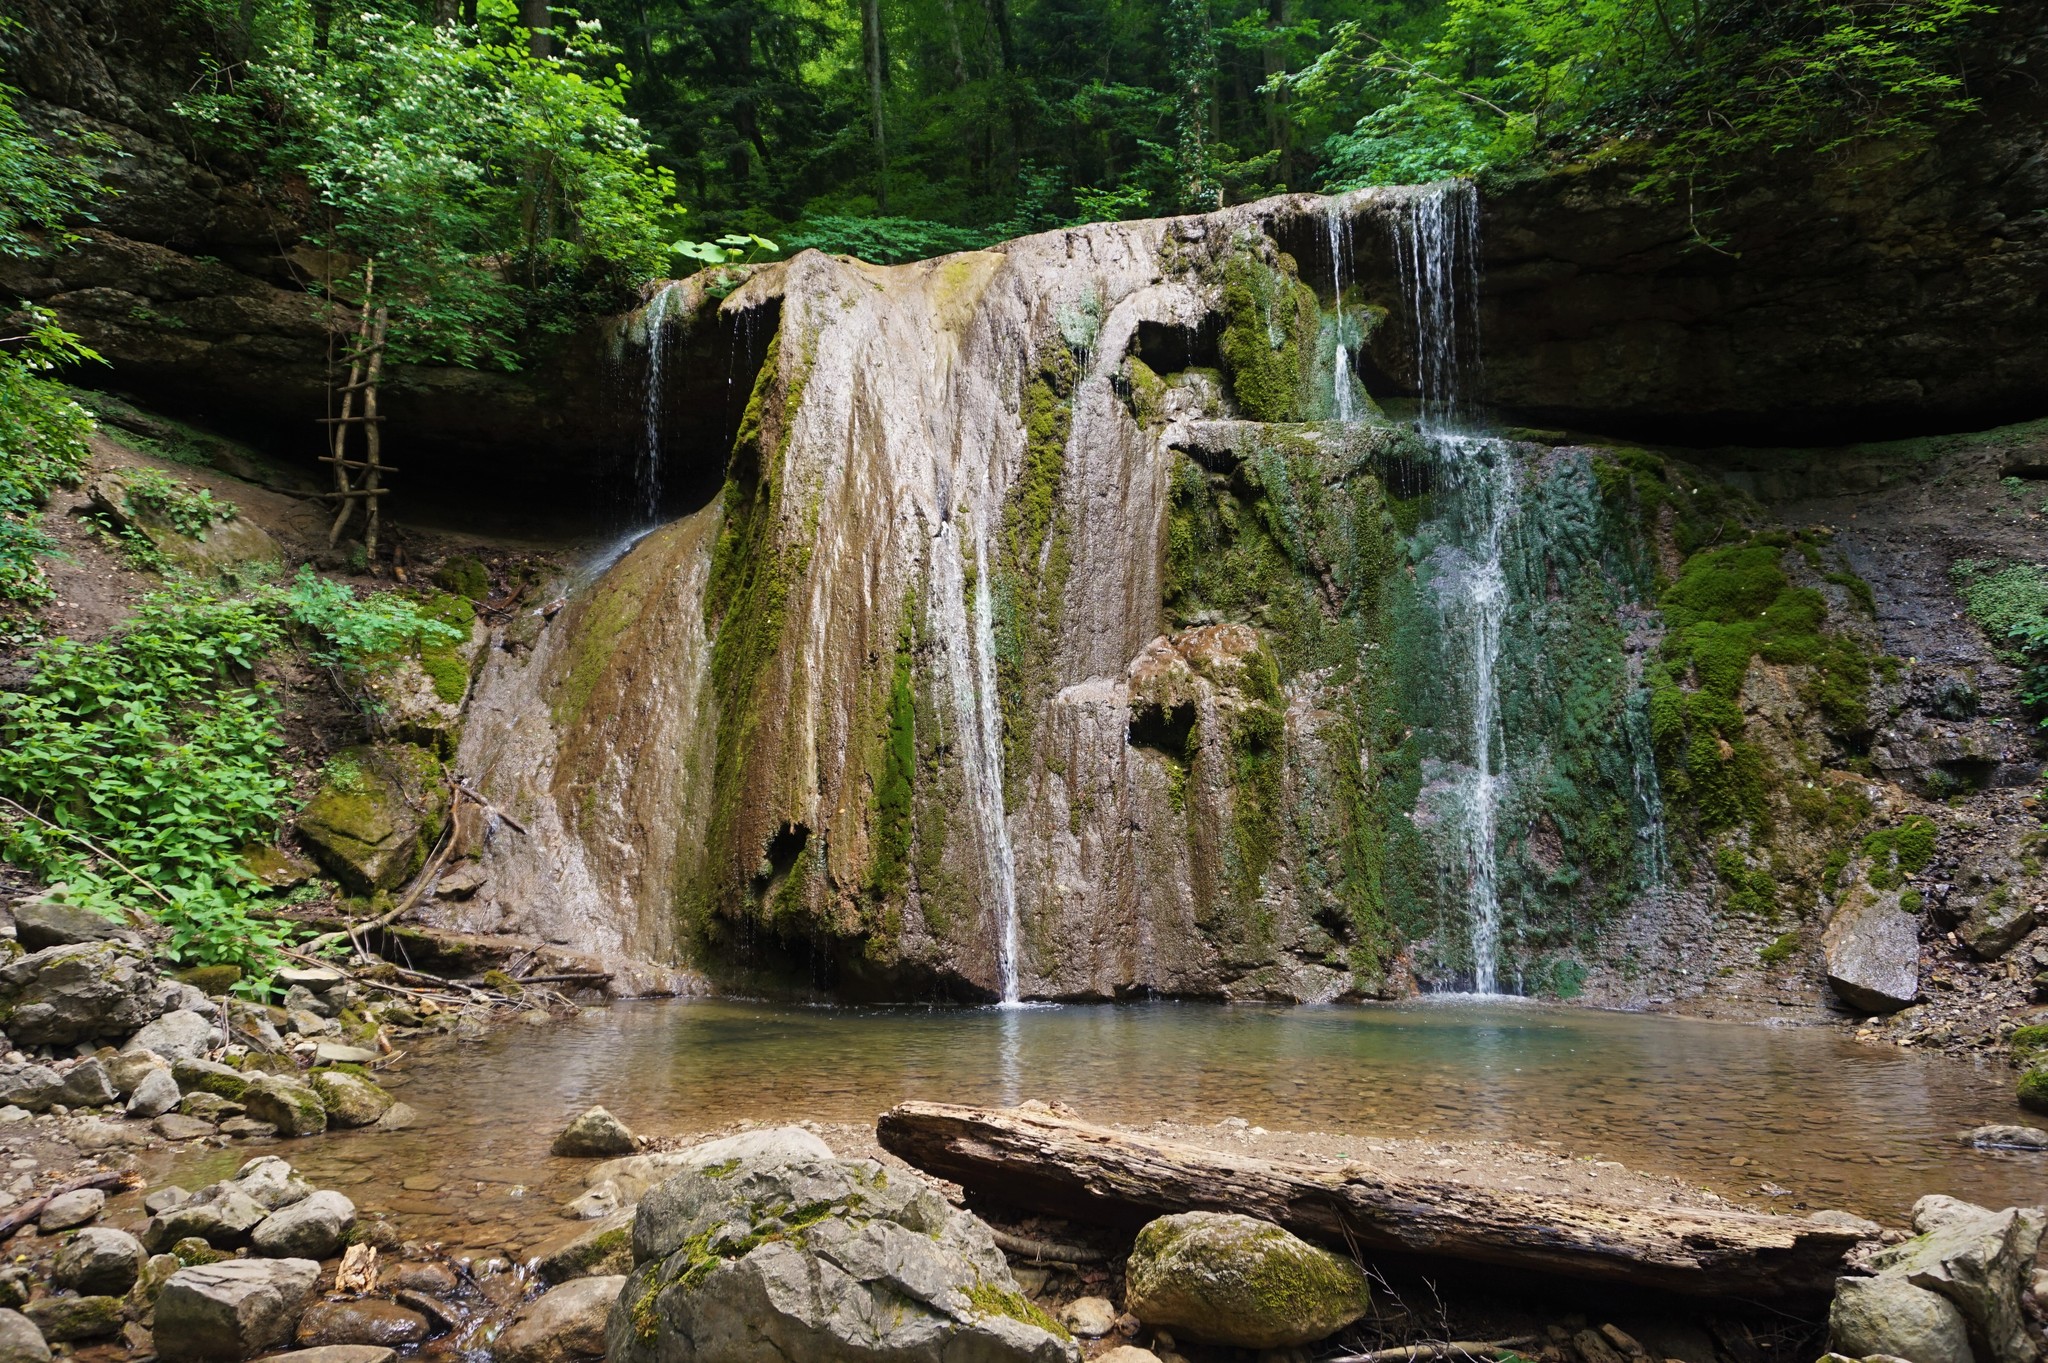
[928,507,1023,1004]
[1392,180,1514,994]
[629,281,681,525]
[1324,199,1358,423]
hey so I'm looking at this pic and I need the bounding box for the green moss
[990,346,1076,791]
[404,591,476,708]
[1861,815,1936,890]
[869,622,917,903]
[1716,847,1779,919]
[1759,930,1800,965]
[433,554,490,602]
[1217,248,1320,422]
[2007,1024,2048,1066]
[1229,697,1285,900]
[2019,1066,2048,1115]
[963,1279,1069,1338]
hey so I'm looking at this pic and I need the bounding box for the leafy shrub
[269,566,464,666]
[1952,559,2048,722]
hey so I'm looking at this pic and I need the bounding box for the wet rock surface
[1122,1211,1371,1349]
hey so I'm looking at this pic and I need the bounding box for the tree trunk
[311,0,332,49]
[876,1103,1870,1302]
[862,0,889,211]
[520,0,551,58]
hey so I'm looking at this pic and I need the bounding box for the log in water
[878,1100,1872,1301]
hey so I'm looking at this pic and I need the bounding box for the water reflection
[155,999,2041,1258]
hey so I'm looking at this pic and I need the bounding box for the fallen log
[876,1102,1869,1301]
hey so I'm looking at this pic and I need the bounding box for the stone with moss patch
[1124,1211,1369,1349]
[606,1157,1075,1363]
[294,744,447,894]
[2020,1066,2048,1115]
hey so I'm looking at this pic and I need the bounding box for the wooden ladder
[325,262,393,563]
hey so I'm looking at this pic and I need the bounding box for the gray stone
[153,1258,321,1363]
[530,1211,634,1284]
[107,1050,167,1097]
[53,1227,146,1295]
[310,1044,374,1066]
[551,1107,636,1158]
[146,1187,193,1215]
[370,1102,416,1132]
[1059,1297,1116,1338]
[70,1116,153,1150]
[607,1157,1075,1363]
[239,1077,325,1138]
[39,1187,106,1232]
[0,943,165,1045]
[1862,1195,2048,1363]
[55,1058,117,1109]
[23,1295,123,1342]
[145,1190,269,1253]
[292,1302,427,1349]
[131,1012,223,1062]
[1961,896,2037,961]
[0,1307,50,1363]
[155,1114,217,1141]
[249,1192,355,1261]
[1961,1124,2048,1150]
[227,1157,314,1211]
[135,1253,184,1305]
[272,969,344,996]
[1823,890,1921,1013]
[219,1117,278,1140]
[0,1067,62,1114]
[306,1072,390,1129]
[563,1181,621,1220]
[256,1349,394,1363]
[129,1066,182,1118]
[585,1127,834,1205]
[1829,1275,1973,1363]
[494,1276,623,1363]
[14,899,136,952]
[1124,1211,1370,1350]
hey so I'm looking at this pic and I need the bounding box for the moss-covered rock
[88,469,282,582]
[238,1075,327,1137]
[1123,1211,1369,1349]
[2020,1066,2048,1115]
[23,1293,124,1342]
[294,744,447,894]
[434,554,491,602]
[308,1069,393,1128]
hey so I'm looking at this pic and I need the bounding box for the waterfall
[1393,181,1514,994]
[1324,198,1358,422]
[625,281,682,526]
[928,510,1023,1003]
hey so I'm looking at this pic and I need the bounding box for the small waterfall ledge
[457,186,1672,1003]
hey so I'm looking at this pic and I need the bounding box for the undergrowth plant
[123,468,237,539]
[1952,559,2048,722]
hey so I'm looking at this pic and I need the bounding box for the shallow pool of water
[151,998,2042,1261]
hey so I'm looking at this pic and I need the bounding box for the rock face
[0,943,166,1044]
[495,1276,623,1363]
[293,745,447,896]
[1122,1211,1370,1349]
[552,1107,637,1157]
[1830,1195,2047,1363]
[606,1157,1077,1363]
[153,1258,321,1363]
[1823,887,1922,1013]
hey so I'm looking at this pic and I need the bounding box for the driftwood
[1331,1338,1539,1363]
[0,1170,144,1241]
[988,1227,1105,1265]
[876,1102,1870,1301]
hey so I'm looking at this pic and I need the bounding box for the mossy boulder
[2020,1066,2048,1115]
[307,1070,393,1129]
[433,554,491,602]
[238,1076,327,1138]
[23,1293,124,1342]
[294,744,447,895]
[2011,1026,2048,1067]
[606,1157,1076,1363]
[1123,1211,1370,1349]
[88,470,282,581]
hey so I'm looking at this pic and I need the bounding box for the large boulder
[0,1307,50,1363]
[221,1157,314,1211]
[1961,895,2037,961]
[249,1192,355,1261]
[153,1258,321,1363]
[86,470,282,580]
[292,1302,428,1349]
[494,1276,622,1363]
[606,1158,1077,1363]
[53,1227,147,1295]
[1122,1211,1370,1349]
[1832,1195,2046,1363]
[13,898,137,951]
[129,1066,183,1118]
[0,1066,62,1113]
[175,1058,251,1101]
[552,1107,636,1157]
[22,1296,122,1342]
[1823,889,1921,1013]
[530,1212,634,1284]
[584,1127,834,1206]
[1830,1276,1973,1363]
[144,1191,270,1253]
[55,1059,118,1109]
[131,1010,225,1062]
[0,942,166,1045]
[292,745,446,895]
